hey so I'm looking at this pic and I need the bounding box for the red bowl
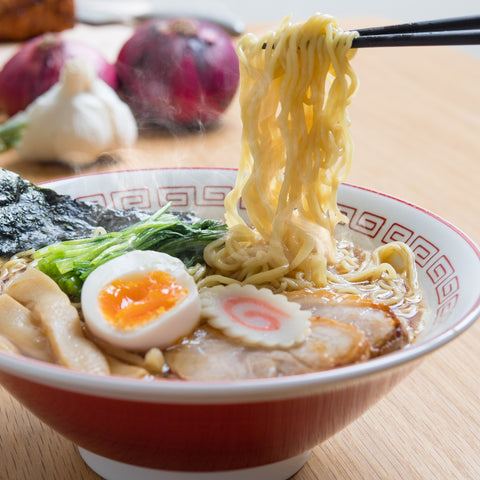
[1,168,479,480]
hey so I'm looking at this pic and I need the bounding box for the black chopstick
[351,15,480,48]
[260,15,480,50]
[351,29,480,48]
[354,15,480,36]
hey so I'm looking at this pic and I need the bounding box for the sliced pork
[165,318,369,381]
[285,290,408,356]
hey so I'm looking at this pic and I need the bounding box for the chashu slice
[285,290,408,356]
[164,317,369,381]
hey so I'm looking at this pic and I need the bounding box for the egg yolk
[98,270,188,331]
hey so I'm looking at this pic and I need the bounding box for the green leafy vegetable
[34,203,226,301]
[0,113,28,153]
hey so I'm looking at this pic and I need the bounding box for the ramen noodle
[202,15,358,289]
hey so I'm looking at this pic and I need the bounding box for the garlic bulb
[16,58,138,166]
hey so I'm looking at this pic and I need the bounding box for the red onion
[0,34,117,116]
[115,18,239,129]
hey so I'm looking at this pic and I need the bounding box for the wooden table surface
[0,20,479,480]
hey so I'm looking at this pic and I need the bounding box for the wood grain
[1,20,479,480]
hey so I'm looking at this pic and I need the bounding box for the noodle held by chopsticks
[203,14,359,290]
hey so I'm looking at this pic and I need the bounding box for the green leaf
[34,204,226,301]
[0,113,28,153]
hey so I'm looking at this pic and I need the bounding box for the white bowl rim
[0,167,478,404]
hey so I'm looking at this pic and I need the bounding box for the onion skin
[115,18,240,129]
[0,34,117,116]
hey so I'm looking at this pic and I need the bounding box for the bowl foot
[78,447,311,480]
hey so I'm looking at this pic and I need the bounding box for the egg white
[81,250,201,351]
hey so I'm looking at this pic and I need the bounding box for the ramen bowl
[0,168,479,480]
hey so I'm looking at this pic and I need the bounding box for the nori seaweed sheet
[0,168,151,258]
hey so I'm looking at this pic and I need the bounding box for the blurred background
[76,0,480,57]
[219,0,478,24]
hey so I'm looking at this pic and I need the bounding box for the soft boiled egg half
[81,250,201,351]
